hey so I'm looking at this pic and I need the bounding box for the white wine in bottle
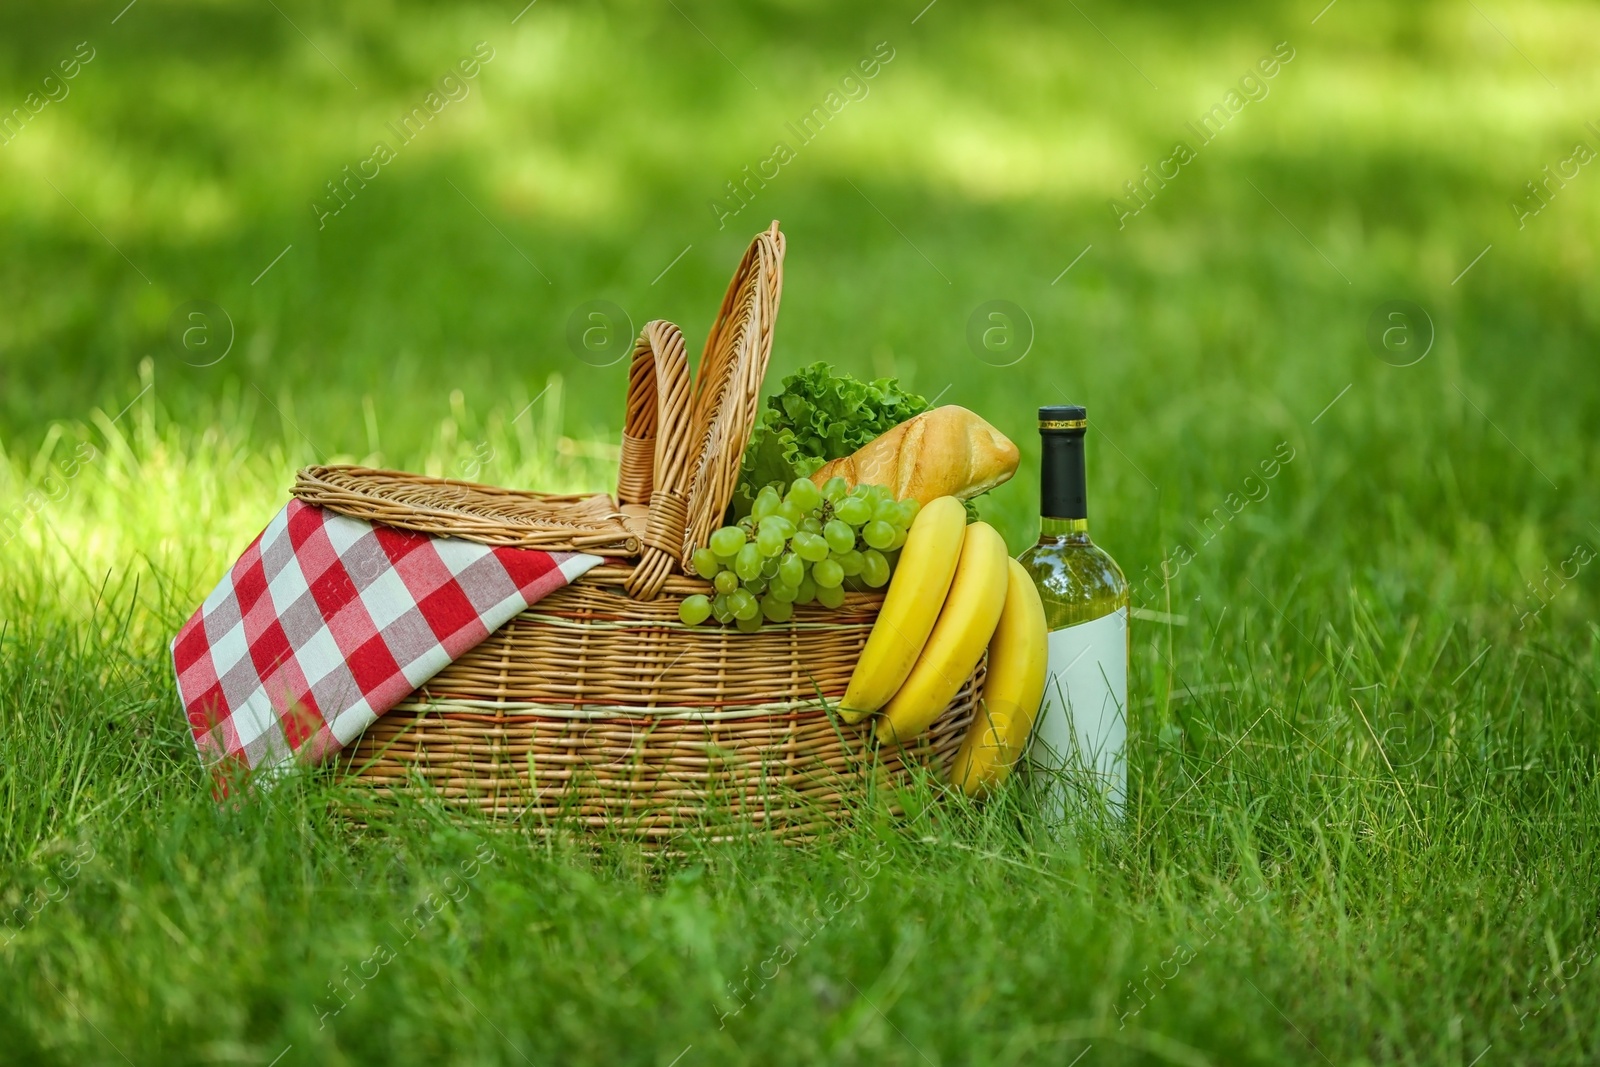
[1018,405,1130,820]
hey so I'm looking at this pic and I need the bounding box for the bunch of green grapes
[678,477,921,632]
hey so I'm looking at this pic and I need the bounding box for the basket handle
[677,221,786,564]
[619,320,694,599]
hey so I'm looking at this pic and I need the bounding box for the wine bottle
[1017,405,1130,820]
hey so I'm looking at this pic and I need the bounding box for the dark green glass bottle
[1017,406,1130,817]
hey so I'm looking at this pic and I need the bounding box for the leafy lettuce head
[734,362,927,514]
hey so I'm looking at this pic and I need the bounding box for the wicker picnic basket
[295,222,981,843]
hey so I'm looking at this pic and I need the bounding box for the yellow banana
[950,558,1048,797]
[839,496,967,722]
[876,521,1009,747]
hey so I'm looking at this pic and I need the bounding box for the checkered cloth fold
[171,499,601,783]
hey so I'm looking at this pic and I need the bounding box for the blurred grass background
[2,0,1598,1063]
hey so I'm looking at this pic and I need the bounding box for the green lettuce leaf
[733,362,928,515]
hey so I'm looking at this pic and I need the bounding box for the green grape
[713,570,739,595]
[794,532,830,563]
[767,580,798,603]
[822,476,850,503]
[775,500,804,526]
[870,496,900,523]
[728,588,759,620]
[735,613,763,633]
[710,525,745,558]
[813,558,844,588]
[746,576,768,596]
[678,594,712,625]
[752,488,781,521]
[761,596,793,622]
[860,549,890,587]
[800,516,823,535]
[815,582,846,609]
[837,549,864,577]
[793,575,817,604]
[691,548,720,580]
[711,593,733,623]
[889,526,908,551]
[835,496,871,526]
[823,520,856,554]
[777,552,805,588]
[897,499,921,527]
[786,477,822,512]
[734,543,764,581]
[862,519,896,550]
[755,525,787,557]
[760,555,781,580]
[760,515,796,541]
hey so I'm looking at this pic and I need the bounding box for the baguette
[809,405,1019,504]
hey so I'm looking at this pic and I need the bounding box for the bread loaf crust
[809,405,1019,503]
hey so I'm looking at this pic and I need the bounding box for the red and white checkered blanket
[171,499,601,783]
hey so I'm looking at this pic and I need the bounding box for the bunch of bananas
[839,496,1048,797]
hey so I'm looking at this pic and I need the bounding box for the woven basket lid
[291,466,642,554]
[290,221,785,594]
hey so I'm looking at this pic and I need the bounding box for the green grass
[3,0,1600,1063]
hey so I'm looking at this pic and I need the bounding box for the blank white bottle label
[1028,606,1128,821]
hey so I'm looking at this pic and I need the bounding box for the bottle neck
[1041,516,1090,540]
[1040,428,1088,524]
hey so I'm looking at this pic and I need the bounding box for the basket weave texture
[343,570,980,842]
[311,223,981,841]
